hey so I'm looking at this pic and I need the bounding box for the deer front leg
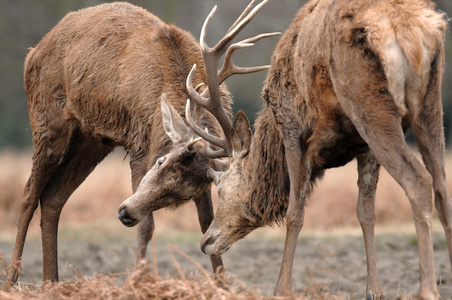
[193,188,224,275]
[274,140,308,296]
[129,151,155,262]
[356,153,385,300]
[136,213,155,262]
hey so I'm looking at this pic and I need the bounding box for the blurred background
[0,0,451,235]
[1,0,450,149]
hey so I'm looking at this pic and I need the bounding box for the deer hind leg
[414,123,452,266]
[38,128,113,282]
[410,54,452,267]
[356,152,384,299]
[334,93,437,298]
[351,112,436,299]
[3,122,71,290]
[331,43,439,298]
[194,189,224,275]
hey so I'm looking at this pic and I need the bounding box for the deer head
[117,0,279,227]
[199,111,259,256]
[117,94,212,227]
[185,49,279,256]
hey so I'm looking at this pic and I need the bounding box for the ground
[1,224,451,299]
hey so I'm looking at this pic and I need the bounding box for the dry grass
[0,246,350,300]
[1,149,451,236]
[0,261,250,300]
[0,265,341,300]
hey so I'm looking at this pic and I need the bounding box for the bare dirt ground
[0,224,451,299]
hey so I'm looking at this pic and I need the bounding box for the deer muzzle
[200,230,231,257]
[117,207,138,227]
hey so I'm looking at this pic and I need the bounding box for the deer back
[24,2,231,162]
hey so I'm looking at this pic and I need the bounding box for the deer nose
[118,207,136,227]
[201,234,215,255]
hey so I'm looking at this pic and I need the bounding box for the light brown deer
[184,0,451,299]
[4,1,274,289]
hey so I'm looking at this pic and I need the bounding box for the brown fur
[5,2,231,288]
[199,0,451,299]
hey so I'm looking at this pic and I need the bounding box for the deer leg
[39,131,113,282]
[414,124,452,266]
[410,57,452,267]
[136,213,155,262]
[348,117,436,299]
[129,151,156,263]
[332,47,438,299]
[194,188,224,274]
[364,126,436,299]
[274,139,307,296]
[336,104,437,298]
[356,152,384,299]
[3,126,70,290]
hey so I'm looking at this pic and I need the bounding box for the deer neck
[241,106,290,227]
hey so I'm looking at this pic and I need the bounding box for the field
[0,151,451,299]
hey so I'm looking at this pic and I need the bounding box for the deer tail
[356,0,446,114]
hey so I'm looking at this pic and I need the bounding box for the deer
[180,0,451,299]
[4,1,276,289]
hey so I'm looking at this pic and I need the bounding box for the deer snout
[201,234,215,255]
[200,230,231,257]
[117,207,138,227]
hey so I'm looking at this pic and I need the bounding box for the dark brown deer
[4,1,274,289]
[184,0,451,299]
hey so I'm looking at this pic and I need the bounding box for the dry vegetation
[1,150,451,299]
[0,260,343,300]
[0,260,261,300]
[1,149,439,234]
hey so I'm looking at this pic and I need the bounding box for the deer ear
[231,110,251,158]
[161,94,189,143]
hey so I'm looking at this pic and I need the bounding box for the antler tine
[204,128,230,158]
[205,144,229,159]
[226,0,258,34]
[218,32,280,84]
[212,0,268,56]
[186,64,210,109]
[188,0,271,157]
[187,63,234,155]
[200,0,269,62]
[185,99,229,151]
[240,32,281,44]
[199,5,217,53]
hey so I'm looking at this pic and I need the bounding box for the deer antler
[186,0,279,157]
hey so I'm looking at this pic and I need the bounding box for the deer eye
[157,156,165,167]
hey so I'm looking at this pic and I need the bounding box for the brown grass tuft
[0,258,347,300]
